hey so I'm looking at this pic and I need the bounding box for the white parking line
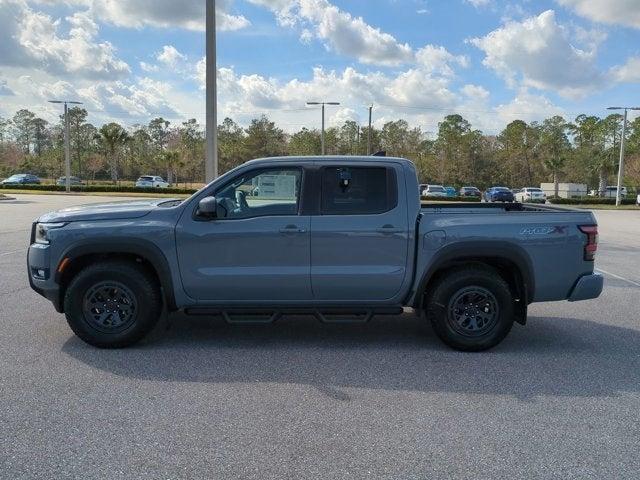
[596,268,640,287]
[0,249,23,257]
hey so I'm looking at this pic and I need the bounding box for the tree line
[1,107,639,192]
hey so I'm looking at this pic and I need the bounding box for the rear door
[310,162,410,301]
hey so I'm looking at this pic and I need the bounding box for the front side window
[321,166,394,215]
[216,168,302,219]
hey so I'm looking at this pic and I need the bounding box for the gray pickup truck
[28,156,603,351]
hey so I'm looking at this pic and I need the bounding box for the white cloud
[416,45,469,76]
[198,62,460,113]
[89,0,250,31]
[495,90,565,124]
[461,84,490,100]
[140,62,159,73]
[77,77,180,119]
[557,0,640,29]
[299,28,313,44]
[156,45,186,68]
[465,0,492,8]
[0,1,129,80]
[248,0,414,66]
[470,10,604,98]
[329,107,360,127]
[611,56,640,83]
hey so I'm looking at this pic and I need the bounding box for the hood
[37,198,178,223]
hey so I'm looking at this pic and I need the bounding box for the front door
[310,163,409,301]
[176,167,312,302]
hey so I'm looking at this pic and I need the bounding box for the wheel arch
[413,241,535,310]
[55,238,177,312]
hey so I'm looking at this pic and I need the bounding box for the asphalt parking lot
[1,194,639,479]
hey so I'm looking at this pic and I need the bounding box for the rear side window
[321,166,396,215]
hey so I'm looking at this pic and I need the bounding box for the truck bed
[414,201,597,303]
[420,201,583,214]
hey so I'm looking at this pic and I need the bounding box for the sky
[0,0,639,135]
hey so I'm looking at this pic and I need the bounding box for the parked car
[588,186,628,198]
[1,174,40,185]
[444,186,457,197]
[515,187,546,203]
[484,186,514,202]
[602,186,627,198]
[422,184,447,197]
[459,186,481,197]
[135,176,170,188]
[28,155,603,352]
[56,176,84,186]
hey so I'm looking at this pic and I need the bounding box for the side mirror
[197,196,218,218]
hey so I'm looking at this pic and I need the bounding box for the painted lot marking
[0,249,23,257]
[596,268,640,287]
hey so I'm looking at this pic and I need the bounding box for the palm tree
[161,149,180,185]
[96,123,129,184]
[543,156,566,197]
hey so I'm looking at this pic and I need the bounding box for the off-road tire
[63,260,162,348]
[425,266,514,351]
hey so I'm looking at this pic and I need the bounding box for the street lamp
[48,100,83,193]
[205,0,218,183]
[607,106,640,206]
[306,101,340,155]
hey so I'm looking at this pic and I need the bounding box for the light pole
[306,101,340,155]
[48,100,82,193]
[367,104,373,155]
[607,106,640,206]
[205,0,218,183]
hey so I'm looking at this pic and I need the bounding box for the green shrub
[0,184,197,194]
[548,197,637,205]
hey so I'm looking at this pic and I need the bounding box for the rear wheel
[425,266,514,351]
[63,261,162,348]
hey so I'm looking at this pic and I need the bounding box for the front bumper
[27,241,63,312]
[568,273,604,302]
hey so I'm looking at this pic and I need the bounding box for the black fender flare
[413,240,535,308]
[57,237,178,311]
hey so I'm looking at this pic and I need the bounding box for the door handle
[279,225,307,234]
[376,225,403,234]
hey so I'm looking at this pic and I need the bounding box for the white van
[603,186,627,198]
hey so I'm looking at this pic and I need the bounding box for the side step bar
[183,306,404,325]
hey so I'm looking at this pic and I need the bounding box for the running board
[183,306,404,324]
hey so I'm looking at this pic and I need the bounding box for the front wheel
[63,261,162,348]
[424,266,515,351]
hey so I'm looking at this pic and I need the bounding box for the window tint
[321,167,394,215]
[216,168,301,219]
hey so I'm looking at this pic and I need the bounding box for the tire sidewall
[428,269,514,351]
[64,263,160,348]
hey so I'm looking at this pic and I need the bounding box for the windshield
[428,186,445,192]
[528,188,542,192]
[138,176,154,181]
[494,187,510,192]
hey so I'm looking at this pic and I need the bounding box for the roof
[244,155,411,166]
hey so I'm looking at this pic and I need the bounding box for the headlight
[35,222,66,244]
